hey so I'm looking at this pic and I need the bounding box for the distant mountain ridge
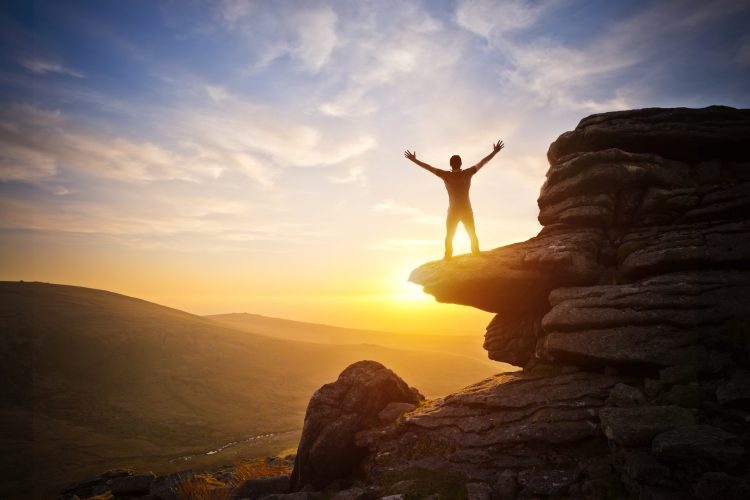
[206,312,493,364]
[0,281,501,499]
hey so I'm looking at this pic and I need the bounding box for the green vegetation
[0,281,499,499]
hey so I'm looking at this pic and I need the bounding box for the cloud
[292,6,338,73]
[455,0,551,38]
[205,84,230,102]
[317,2,460,117]
[0,86,377,190]
[0,185,314,252]
[218,1,338,73]
[454,0,750,112]
[373,199,441,226]
[329,164,366,185]
[19,58,84,78]
[0,104,208,184]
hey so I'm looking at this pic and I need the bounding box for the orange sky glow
[3,1,747,336]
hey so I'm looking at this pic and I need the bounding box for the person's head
[450,154,462,170]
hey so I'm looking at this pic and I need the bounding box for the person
[404,140,504,259]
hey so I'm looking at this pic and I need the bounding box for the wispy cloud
[218,1,338,73]
[0,105,207,184]
[455,0,552,38]
[19,57,84,78]
[317,2,459,117]
[454,0,750,112]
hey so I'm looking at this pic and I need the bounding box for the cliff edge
[294,106,750,499]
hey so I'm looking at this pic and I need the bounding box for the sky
[1,0,749,335]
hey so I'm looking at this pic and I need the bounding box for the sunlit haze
[2,1,749,334]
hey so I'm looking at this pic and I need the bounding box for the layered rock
[284,106,750,499]
[410,105,750,370]
[393,106,749,498]
[358,367,627,481]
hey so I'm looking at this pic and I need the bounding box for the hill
[206,312,493,365]
[0,281,501,499]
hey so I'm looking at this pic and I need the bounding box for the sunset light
[0,1,748,331]
[3,1,750,498]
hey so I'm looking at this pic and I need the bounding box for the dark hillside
[0,281,498,499]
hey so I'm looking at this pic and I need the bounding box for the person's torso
[442,168,475,209]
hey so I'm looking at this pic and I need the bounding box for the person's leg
[462,211,480,254]
[444,210,459,259]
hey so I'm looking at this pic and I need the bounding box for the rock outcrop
[411,105,750,371]
[289,360,423,491]
[288,106,749,499]
[390,106,750,498]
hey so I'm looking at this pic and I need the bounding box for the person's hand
[404,150,417,161]
[493,140,504,153]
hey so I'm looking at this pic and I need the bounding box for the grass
[174,475,232,500]
[232,458,293,483]
[171,458,293,500]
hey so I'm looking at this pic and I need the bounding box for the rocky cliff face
[410,106,750,370]
[358,106,750,499]
[312,106,750,499]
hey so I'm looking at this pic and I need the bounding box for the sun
[394,280,431,302]
[388,261,433,303]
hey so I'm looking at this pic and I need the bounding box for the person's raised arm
[472,140,504,172]
[404,150,443,177]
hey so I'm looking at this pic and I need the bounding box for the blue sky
[1,0,749,331]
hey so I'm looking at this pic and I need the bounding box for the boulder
[358,369,623,481]
[716,369,750,406]
[483,313,540,367]
[150,470,195,500]
[652,424,744,468]
[330,487,378,500]
[234,475,290,499]
[465,482,492,500]
[692,472,750,500]
[659,365,698,385]
[606,383,646,408]
[517,468,580,497]
[539,271,749,368]
[289,361,423,491]
[619,450,671,486]
[110,472,155,497]
[598,405,695,447]
[491,470,517,500]
[546,106,750,163]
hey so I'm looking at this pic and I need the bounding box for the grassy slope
[0,282,501,499]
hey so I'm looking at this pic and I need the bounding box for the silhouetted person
[405,140,504,259]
